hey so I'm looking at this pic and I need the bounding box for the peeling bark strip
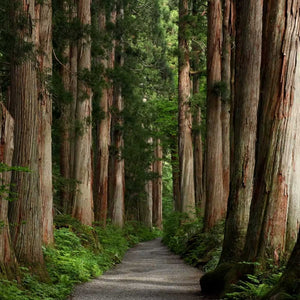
[36,0,53,245]
[72,0,94,226]
[0,103,17,277]
[178,0,195,218]
[8,0,45,270]
[220,0,263,263]
[204,0,224,230]
[244,0,300,263]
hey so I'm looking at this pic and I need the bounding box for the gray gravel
[70,238,206,300]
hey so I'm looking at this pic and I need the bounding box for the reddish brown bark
[0,103,17,278]
[220,0,263,263]
[204,0,224,230]
[244,0,300,263]
[178,0,195,218]
[72,0,94,225]
[8,0,46,273]
[94,6,116,226]
[221,0,232,209]
[285,45,300,253]
[36,0,54,245]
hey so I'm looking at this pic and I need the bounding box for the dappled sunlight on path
[70,238,207,299]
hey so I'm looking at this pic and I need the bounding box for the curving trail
[70,238,206,300]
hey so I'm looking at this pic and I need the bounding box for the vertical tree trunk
[171,138,181,212]
[141,138,153,228]
[60,1,73,215]
[191,0,204,217]
[285,50,300,253]
[221,0,232,208]
[220,0,263,263]
[243,0,300,263]
[204,0,224,230]
[72,0,94,226]
[193,107,204,215]
[111,5,125,227]
[178,0,195,218]
[8,0,45,274]
[94,6,116,226]
[37,0,53,245]
[152,140,163,229]
[0,103,17,278]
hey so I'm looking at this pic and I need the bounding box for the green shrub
[0,215,161,300]
[162,212,223,271]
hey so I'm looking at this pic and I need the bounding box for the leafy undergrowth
[162,212,224,272]
[224,261,298,300]
[0,215,161,300]
[162,212,297,300]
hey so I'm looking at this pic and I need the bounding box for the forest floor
[70,238,207,300]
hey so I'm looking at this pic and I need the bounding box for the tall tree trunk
[37,0,53,245]
[171,138,180,212]
[220,0,263,263]
[111,5,125,227]
[0,103,18,278]
[192,0,204,217]
[221,0,232,209]
[72,0,94,225]
[193,107,204,215]
[60,1,74,215]
[204,0,224,230]
[243,0,300,263]
[285,50,300,253]
[152,140,163,229]
[8,0,45,274]
[178,0,195,218]
[94,6,116,226]
[141,138,153,228]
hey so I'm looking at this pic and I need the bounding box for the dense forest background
[0,0,299,299]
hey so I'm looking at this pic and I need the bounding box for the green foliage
[224,272,289,300]
[163,213,224,272]
[0,216,160,300]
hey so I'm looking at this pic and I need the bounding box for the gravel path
[70,238,205,300]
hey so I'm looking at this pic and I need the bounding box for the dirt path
[70,238,205,300]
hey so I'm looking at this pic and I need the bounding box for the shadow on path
[70,238,208,300]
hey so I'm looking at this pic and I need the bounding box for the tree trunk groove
[0,103,17,278]
[94,6,116,226]
[178,0,195,218]
[220,0,263,263]
[244,0,300,263]
[37,0,53,245]
[221,0,232,210]
[111,5,125,227]
[286,50,300,253]
[205,0,224,230]
[72,0,94,226]
[8,0,45,273]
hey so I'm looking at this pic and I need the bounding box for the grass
[0,215,161,300]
